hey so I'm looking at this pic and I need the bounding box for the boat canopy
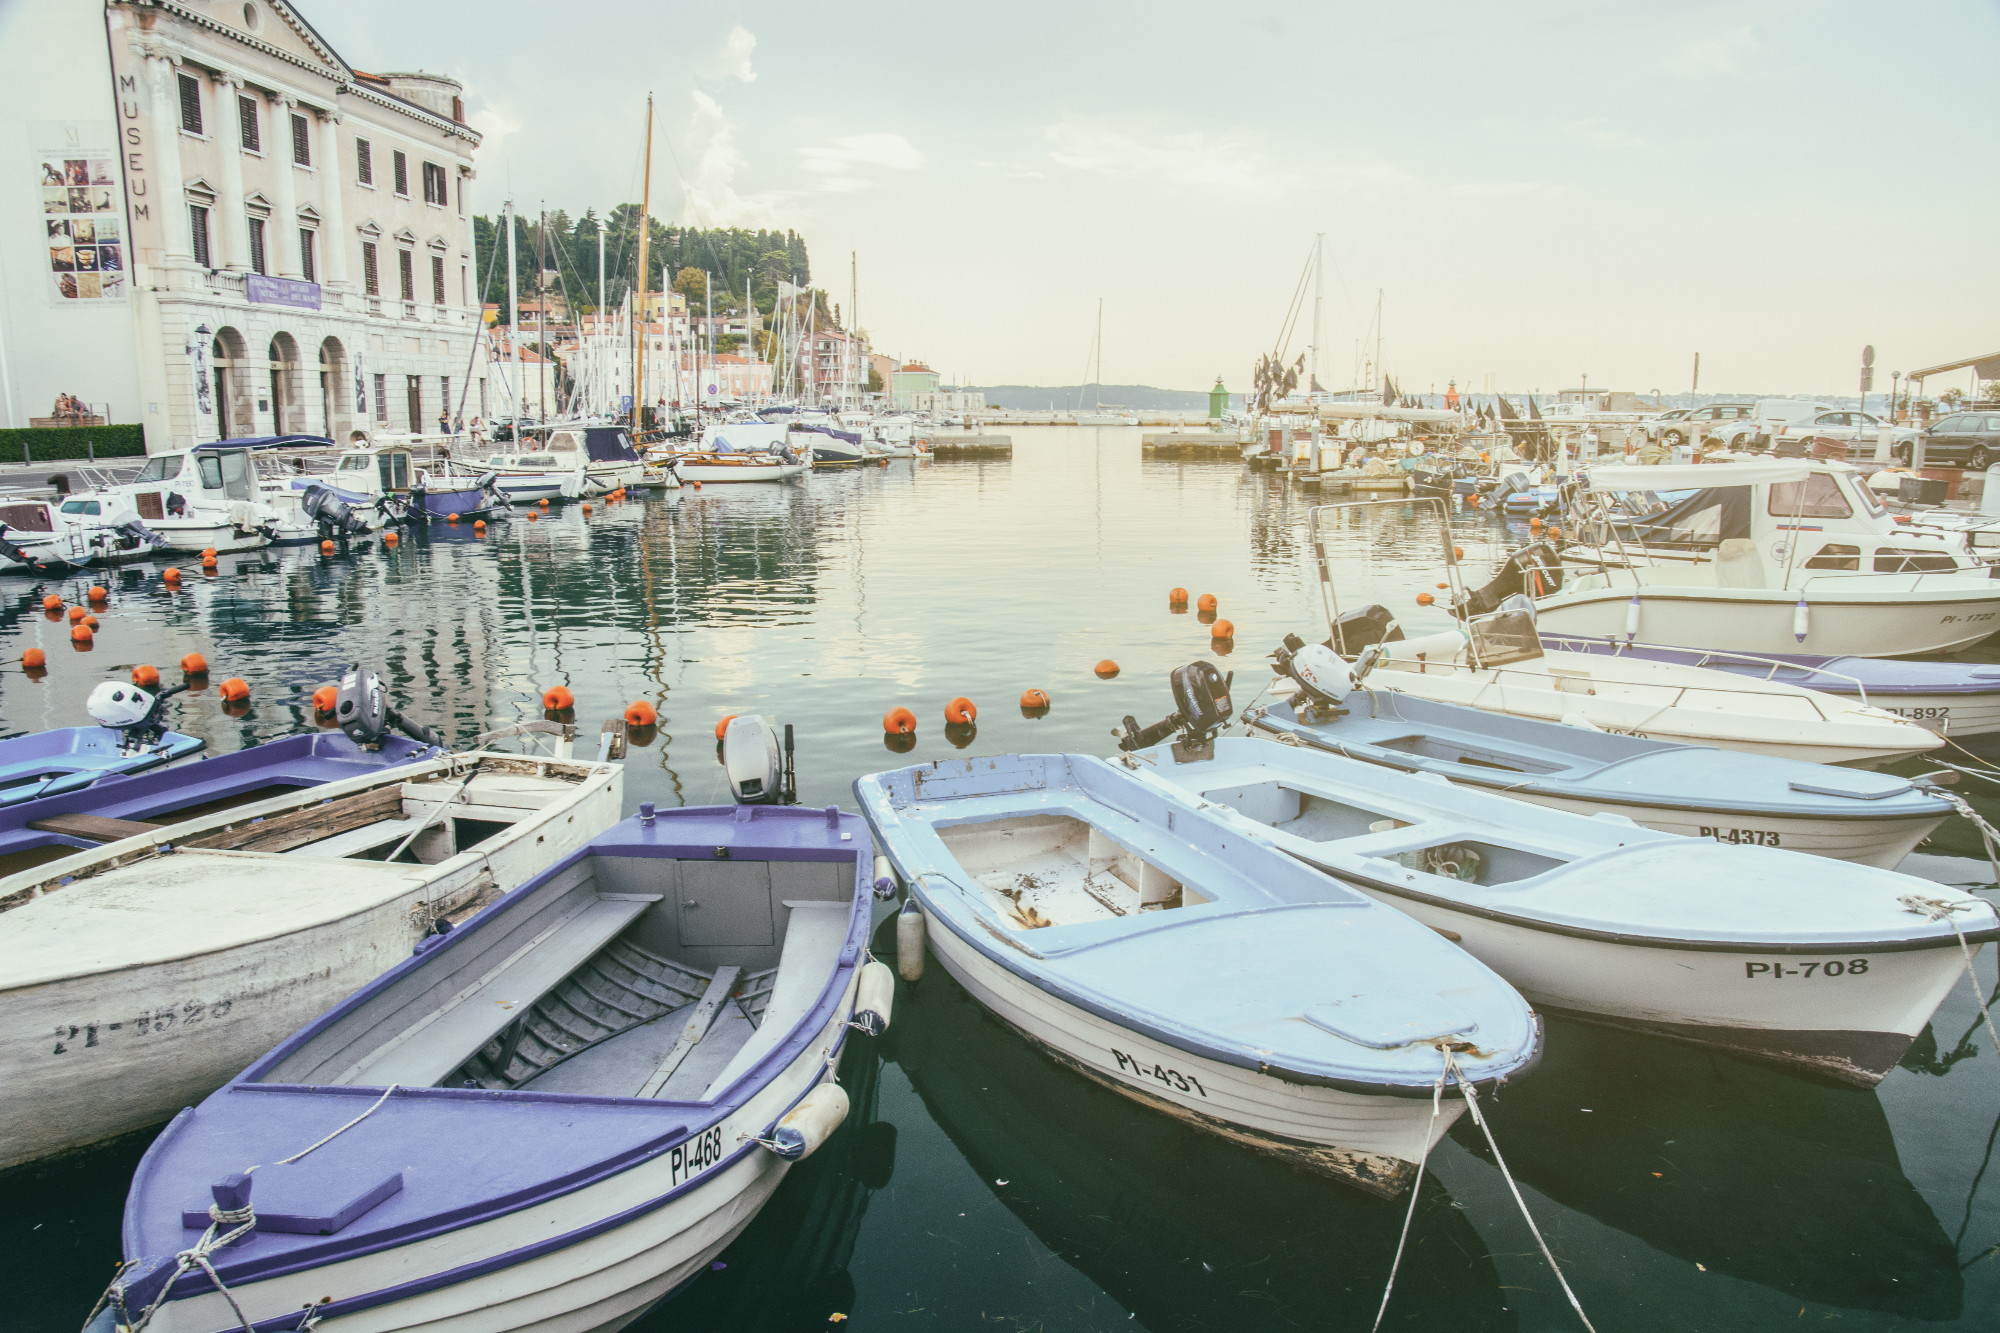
[1607,486,1752,547]
[1586,460,1809,491]
[197,435,334,452]
[582,426,640,463]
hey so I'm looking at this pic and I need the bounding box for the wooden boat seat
[278,816,424,860]
[25,813,163,843]
[343,893,660,1088]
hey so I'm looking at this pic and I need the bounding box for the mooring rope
[1922,788,2000,890]
[1900,892,2000,1058]
[1369,1059,1450,1332]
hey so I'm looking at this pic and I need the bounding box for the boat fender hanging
[1793,596,1810,643]
[873,854,898,900]
[896,900,926,981]
[1624,593,1641,642]
[765,1083,850,1161]
[851,960,895,1036]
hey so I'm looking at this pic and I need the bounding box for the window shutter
[247,218,266,275]
[356,139,372,185]
[299,230,316,283]
[189,205,211,267]
[238,96,259,152]
[393,150,408,196]
[361,241,379,295]
[291,114,311,166]
[398,248,414,301]
[177,74,203,134]
[431,255,445,304]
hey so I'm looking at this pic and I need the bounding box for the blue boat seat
[699,900,850,1100]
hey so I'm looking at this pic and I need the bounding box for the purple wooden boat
[1541,635,2000,751]
[90,801,888,1333]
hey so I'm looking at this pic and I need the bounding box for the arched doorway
[317,336,348,440]
[211,326,249,439]
[268,332,302,435]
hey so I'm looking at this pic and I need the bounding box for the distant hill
[969,383,1233,412]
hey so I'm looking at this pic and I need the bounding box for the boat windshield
[1767,474,1851,521]
[59,499,102,515]
[132,454,183,484]
[1848,474,1888,518]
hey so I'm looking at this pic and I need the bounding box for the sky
[319,0,1998,398]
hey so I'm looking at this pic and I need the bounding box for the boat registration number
[1700,826,1781,847]
[1889,706,1949,721]
[1745,959,1870,979]
[670,1125,725,1187]
[1110,1047,1208,1098]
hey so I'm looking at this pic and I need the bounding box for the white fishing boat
[0,675,623,1174]
[93,800,880,1333]
[59,441,281,556]
[672,452,808,483]
[1527,460,2000,657]
[1130,733,1996,1087]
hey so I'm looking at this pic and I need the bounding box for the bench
[26,813,164,843]
[343,893,660,1088]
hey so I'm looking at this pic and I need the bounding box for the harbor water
[6,426,1996,1331]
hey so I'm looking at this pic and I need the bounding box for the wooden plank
[183,784,407,854]
[25,813,164,843]
[637,965,740,1099]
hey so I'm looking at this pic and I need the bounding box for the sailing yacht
[1075,298,1136,425]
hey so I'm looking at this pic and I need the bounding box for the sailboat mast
[1311,233,1322,394]
[1375,288,1383,397]
[1095,297,1103,412]
[504,197,518,423]
[537,206,547,425]
[633,93,654,432]
[596,220,605,418]
[849,250,857,410]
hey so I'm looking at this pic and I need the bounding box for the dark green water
[4,428,1996,1331]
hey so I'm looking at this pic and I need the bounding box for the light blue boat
[855,752,1540,1197]
[0,725,202,806]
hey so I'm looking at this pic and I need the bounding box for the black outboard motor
[1116,660,1234,757]
[1328,603,1404,654]
[1455,542,1563,619]
[333,663,446,749]
[300,483,371,538]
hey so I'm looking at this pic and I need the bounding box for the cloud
[1663,27,1756,78]
[463,99,521,159]
[1447,182,1541,197]
[680,91,787,227]
[797,133,925,193]
[703,25,757,83]
[1045,118,1289,191]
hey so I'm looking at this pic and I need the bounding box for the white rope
[268,1082,402,1168]
[1900,892,2000,1058]
[1369,1059,1450,1332]
[1928,788,2000,890]
[1452,1051,1599,1332]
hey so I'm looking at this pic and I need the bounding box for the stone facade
[0,2,485,449]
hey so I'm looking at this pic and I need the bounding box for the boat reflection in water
[887,961,1513,1330]
[638,1032,895,1330]
[1465,1016,1961,1320]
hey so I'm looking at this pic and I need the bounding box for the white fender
[1624,592,1642,642]
[766,1083,850,1161]
[1382,628,1468,667]
[1793,596,1810,643]
[872,854,898,900]
[852,960,894,1036]
[896,902,927,982]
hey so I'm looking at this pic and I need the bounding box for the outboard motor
[1328,603,1404,654]
[300,483,371,538]
[719,714,797,805]
[473,471,506,510]
[1271,633,1381,719]
[87,679,189,752]
[333,664,445,749]
[1115,660,1234,757]
[1454,541,1563,618]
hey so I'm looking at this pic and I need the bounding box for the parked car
[1649,402,1753,447]
[1899,411,2000,469]
[1640,408,1688,442]
[1769,412,1921,460]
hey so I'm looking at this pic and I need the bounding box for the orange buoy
[1435,582,1448,590]
[70,624,93,644]
[1197,593,1218,613]
[1416,593,1435,606]
[528,510,539,522]
[41,594,61,611]
[446,513,460,524]
[384,530,399,546]
[539,498,550,508]
[1211,619,1235,639]
[66,605,86,622]
[945,696,977,725]
[180,653,208,674]
[714,714,738,740]
[83,615,98,629]
[87,585,108,602]
[218,677,250,702]
[543,685,574,712]
[320,539,336,554]
[201,547,217,560]
[201,550,218,566]
[1094,660,1120,678]
[883,706,917,735]
[131,664,160,687]
[625,700,658,727]
[581,503,593,514]
[473,519,486,531]
[1546,526,1562,540]
[1169,587,1188,605]
[312,683,337,713]
[1453,546,1464,560]
[22,648,46,668]
[1020,688,1050,708]
[1530,517,1543,530]
[691,481,701,490]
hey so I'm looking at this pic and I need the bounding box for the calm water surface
[6,427,1997,1331]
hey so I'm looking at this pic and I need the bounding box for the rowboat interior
[939,813,1213,929]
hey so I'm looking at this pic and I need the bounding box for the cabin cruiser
[0,489,160,573]
[48,440,305,557]
[1518,459,2000,656]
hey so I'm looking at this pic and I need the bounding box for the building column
[211,71,248,271]
[317,111,347,287]
[268,94,301,279]
[141,52,191,261]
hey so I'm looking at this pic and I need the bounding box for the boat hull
[0,761,621,1173]
[675,460,805,483]
[917,903,1462,1199]
[1532,585,2000,657]
[1511,788,1943,869]
[138,1003,853,1333]
[1322,878,1977,1087]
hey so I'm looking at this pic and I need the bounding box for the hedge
[0,424,146,463]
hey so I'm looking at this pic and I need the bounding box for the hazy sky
[321,0,1997,397]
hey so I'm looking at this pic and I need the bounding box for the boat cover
[1586,460,1809,491]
